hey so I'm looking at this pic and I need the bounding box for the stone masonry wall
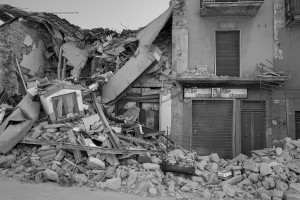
[171,0,188,146]
[0,20,51,96]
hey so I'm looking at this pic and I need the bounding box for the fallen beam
[92,93,122,149]
[116,134,155,146]
[19,139,162,155]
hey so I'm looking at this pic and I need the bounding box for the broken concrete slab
[82,114,101,131]
[0,94,40,154]
[61,42,88,77]
[102,46,159,103]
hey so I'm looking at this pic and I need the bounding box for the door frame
[239,100,266,155]
[214,30,241,77]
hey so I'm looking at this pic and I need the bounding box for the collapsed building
[1,1,300,199]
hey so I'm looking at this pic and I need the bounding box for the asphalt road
[0,177,172,200]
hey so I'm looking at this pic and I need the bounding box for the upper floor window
[215,31,240,77]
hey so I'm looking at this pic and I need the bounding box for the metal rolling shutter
[295,112,300,139]
[216,31,240,77]
[192,100,233,159]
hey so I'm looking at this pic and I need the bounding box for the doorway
[241,101,266,156]
[192,100,234,159]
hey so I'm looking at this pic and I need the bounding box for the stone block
[261,193,271,200]
[74,173,88,184]
[0,155,7,165]
[276,181,288,192]
[287,163,300,174]
[248,173,259,183]
[105,177,121,191]
[39,150,57,162]
[222,184,236,197]
[149,187,158,196]
[55,150,66,161]
[209,153,220,163]
[220,175,243,186]
[243,160,259,172]
[142,163,160,170]
[260,163,272,176]
[276,147,283,156]
[88,157,105,170]
[42,169,58,181]
[127,169,138,188]
[286,193,300,200]
[0,154,16,168]
[290,183,300,193]
[105,166,115,179]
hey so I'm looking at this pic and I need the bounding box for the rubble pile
[180,65,219,79]
[1,135,300,199]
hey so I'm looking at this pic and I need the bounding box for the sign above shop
[184,88,247,99]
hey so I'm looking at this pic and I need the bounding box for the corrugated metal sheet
[216,31,240,77]
[192,100,233,159]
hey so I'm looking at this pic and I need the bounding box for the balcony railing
[200,0,264,17]
[285,0,300,22]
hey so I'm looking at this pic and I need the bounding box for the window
[216,31,240,77]
[52,92,79,120]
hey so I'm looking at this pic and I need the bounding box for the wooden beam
[67,130,83,163]
[19,139,162,155]
[91,93,122,149]
[57,47,62,80]
[15,56,27,91]
[116,133,155,146]
[62,57,67,79]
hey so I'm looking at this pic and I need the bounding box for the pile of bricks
[1,137,300,199]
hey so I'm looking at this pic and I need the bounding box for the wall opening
[215,30,240,77]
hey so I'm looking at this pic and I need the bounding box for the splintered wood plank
[67,130,83,163]
[102,138,119,166]
[57,98,63,119]
[92,93,121,149]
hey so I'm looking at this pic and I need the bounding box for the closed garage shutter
[216,31,240,77]
[192,100,233,159]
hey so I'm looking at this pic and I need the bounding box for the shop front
[181,86,266,158]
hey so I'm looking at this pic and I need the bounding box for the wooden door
[241,101,266,156]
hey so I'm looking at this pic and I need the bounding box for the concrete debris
[1,137,300,199]
[0,3,299,200]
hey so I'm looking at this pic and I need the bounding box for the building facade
[277,0,300,141]
[170,0,292,158]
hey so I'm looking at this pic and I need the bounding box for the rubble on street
[0,3,300,200]
[2,126,300,200]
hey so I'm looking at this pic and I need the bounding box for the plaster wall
[278,27,300,89]
[186,0,274,77]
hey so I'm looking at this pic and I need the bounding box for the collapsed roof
[0,4,173,103]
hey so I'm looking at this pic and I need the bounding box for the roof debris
[0,3,298,200]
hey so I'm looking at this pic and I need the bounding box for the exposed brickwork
[170,86,183,146]
[0,20,52,95]
[172,0,188,29]
[170,0,188,145]
[266,89,288,146]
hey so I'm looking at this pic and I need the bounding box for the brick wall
[171,0,188,146]
[266,89,288,146]
[0,20,52,96]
